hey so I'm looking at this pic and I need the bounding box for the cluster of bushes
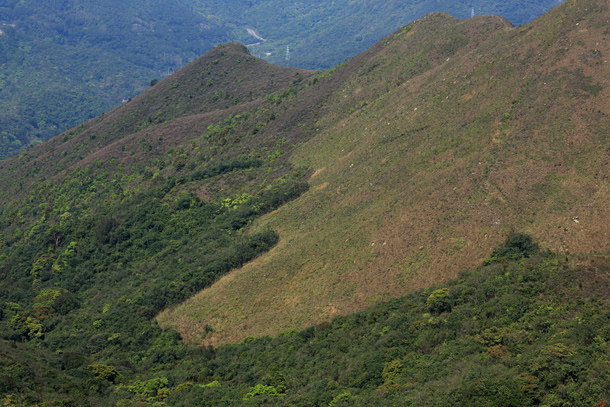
[2,232,610,405]
[0,150,309,404]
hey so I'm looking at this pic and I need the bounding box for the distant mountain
[0,0,560,160]
[0,0,230,160]
[1,0,610,404]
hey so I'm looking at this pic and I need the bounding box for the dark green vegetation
[0,41,321,405]
[3,236,610,406]
[0,0,560,159]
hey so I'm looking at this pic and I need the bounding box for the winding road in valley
[246,28,265,41]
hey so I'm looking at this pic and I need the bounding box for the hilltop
[159,0,610,346]
[1,0,610,404]
[0,0,560,160]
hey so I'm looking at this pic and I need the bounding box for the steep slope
[158,0,610,346]
[0,0,560,160]
[1,0,610,405]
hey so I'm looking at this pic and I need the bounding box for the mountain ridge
[0,0,561,160]
[158,0,610,346]
[1,1,610,405]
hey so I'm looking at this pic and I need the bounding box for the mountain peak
[158,1,610,345]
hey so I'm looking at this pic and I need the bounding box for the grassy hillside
[0,0,560,160]
[158,0,610,346]
[1,0,610,404]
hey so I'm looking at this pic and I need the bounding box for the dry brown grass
[4,1,607,349]
[158,0,610,346]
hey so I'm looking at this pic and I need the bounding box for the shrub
[329,392,352,407]
[487,345,511,360]
[427,288,451,313]
[243,384,283,400]
[200,380,221,388]
[484,233,539,264]
[127,377,169,398]
[86,364,119,382]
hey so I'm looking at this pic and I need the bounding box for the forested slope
[3,236,610,406]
